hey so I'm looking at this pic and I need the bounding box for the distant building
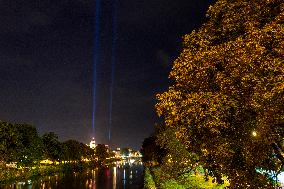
[113,148,122,158]
[132,151,142,158]
[90,138,96,149]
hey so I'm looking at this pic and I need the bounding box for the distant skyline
[0,0,214,150]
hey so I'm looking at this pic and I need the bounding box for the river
[1,163,144,189]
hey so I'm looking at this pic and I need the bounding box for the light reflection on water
[113,167,117,189]
[1,163,144,189]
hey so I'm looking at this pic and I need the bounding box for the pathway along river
[2,163,144,189]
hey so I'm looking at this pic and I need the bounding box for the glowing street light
[252,131,257,137]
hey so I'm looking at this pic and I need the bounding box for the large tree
[42,132,63,162]
[0,122,43,167]
[62,140,93,162]
[156,0,284,188]
[62,140,83,161]
[0,121,22,165]
[95,144,110,166]
[16,123,43,166]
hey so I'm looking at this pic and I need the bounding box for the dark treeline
[0,121,109,168]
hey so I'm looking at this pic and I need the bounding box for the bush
[144,167,157,189]
[179,173,229,189]
[145,166,229,189]
[160,179,185,189]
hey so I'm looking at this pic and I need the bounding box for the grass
[144,166,229,189]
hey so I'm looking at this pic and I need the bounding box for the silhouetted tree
[42,132,63,162]
[95,144,109,166]
[0,121,22,165]
[141,135,166,167]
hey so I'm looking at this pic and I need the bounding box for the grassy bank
[144,166,229,189]
[0,162,94,185]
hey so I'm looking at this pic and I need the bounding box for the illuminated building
[90,138,96,149]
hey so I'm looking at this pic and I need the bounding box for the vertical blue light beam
[108,0,118,142]
[92,0,101,137]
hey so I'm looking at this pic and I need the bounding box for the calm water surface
[2,164,144,189]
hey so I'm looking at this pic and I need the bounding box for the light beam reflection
[113,167,117,189]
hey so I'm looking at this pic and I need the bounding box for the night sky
[0,0,214,150]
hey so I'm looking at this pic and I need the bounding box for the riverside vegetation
[0,121,117,185]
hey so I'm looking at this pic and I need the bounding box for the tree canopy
[95,144,110,166]
[0,120,97,169]
[42,132,63,162]
[0,122,43,166]
[156,0,284,188]
[62,139,94,161]
[141,134,166,167]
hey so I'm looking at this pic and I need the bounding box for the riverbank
[0,162,95,185]
[144,166,229,189]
